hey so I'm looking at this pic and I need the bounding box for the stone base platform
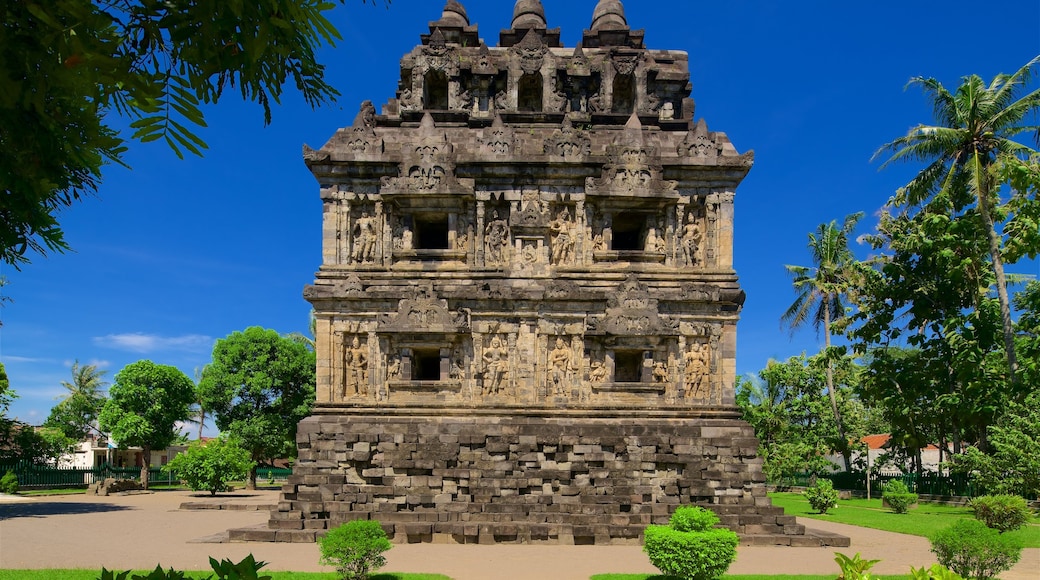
[234,411,848,547]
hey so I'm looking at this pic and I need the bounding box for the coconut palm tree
[60,360,108,404]
[782,212,863,471]
[876,55,1040,387]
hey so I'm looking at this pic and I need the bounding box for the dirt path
[1,491,1036,579]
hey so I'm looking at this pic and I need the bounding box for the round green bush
[0,470,18,495]
[969,495,1032,533]
[931,519,1023,580]
[643,506,738,580]
[804,478,839,514]
[318,519,392,580]
[883,480,918,514]
[669,505,721,532]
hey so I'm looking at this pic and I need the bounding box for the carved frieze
[513,29,549,75]
[586,118,677,197]
[543,118,591,160]
[588,276,676,336]
[380,287,468,333]
[380,114,473,195]
[478,116,518,157]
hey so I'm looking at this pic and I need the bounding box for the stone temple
[243,0,847,547]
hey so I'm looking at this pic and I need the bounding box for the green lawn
[591,576,910,580]
[0,572,449,580]
[768,492,1040,548]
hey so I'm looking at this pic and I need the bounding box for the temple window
[424,70,449,110]
[614,350,645,383]
[612,74,635,114]
[518,73,543,112]
[412,348,443,381]
[415,214,450,250]
[611,212,646,251]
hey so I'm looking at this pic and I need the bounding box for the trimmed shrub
[643,506,739,580]
[0,470,18,494]
[931,519,1023,580]
[883,479,918,514]
[805,478,839,514]
[163,435,253,496]
[969,495,1031,533]
[318,519,392,580]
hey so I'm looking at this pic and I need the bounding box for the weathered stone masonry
[235,0,848,547]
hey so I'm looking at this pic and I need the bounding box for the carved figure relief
[344,336,369,397]
[386,354,401,380]
[549,208,576,265]
[652,361,670,383]
[683,341,709,401]
[484,210,510,265]
[482,336,509,396]
[352,211,379,264]
[392,215,413,252]
[588,360,608,384]
[677,212,702,268]
[546,337,573,396]
[644,216,666,253]
[456,213,472,251]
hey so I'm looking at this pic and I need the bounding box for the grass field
[768,492,1040,548]
[591,576,909,580]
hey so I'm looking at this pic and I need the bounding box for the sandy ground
[1,490,1037,579]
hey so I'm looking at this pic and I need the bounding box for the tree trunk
[976,166,1018,387]
[141,446,151,490]
[248,462,257,490]
[824,305,852,471]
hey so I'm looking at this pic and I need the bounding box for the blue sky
[2,0,1039,428]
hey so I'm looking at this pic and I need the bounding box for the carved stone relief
[343,335,370,398]
[543,118,591,160]
[483,207,511,266]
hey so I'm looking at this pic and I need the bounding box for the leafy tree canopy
[200,326,315,488]
[99,360,195,487]
[0,0,383,268]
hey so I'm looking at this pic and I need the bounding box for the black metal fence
[0,462,179,488]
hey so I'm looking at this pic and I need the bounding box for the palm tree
[286,309,317,352]
[782,212,863,471]
[876,56,1040,387]
[53,360,108,441]
[60,360,108,404]
[186,366,210,441]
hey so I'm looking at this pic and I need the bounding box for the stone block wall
[251,412,805,545]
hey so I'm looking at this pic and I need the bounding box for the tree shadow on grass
[0,501,133,519]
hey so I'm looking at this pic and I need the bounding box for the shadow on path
[0,501,133,519]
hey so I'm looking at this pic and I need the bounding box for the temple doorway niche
[612,74,635,114]
[611,212,647,251]
[613,350,646,382]
[424,70,449,110]
[414,213,450,250]
[518,73,543,112]
[412,347,443,381]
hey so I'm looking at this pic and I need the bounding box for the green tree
[98,360,195,488]
[163,435,254,496]
[200,327,315,489]
[44,360,108,440]
[957,391,1040,498]
[0,0,384,268]
[851,201,1012,466]
[782,212,863,470]
[876,56,1040,387]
